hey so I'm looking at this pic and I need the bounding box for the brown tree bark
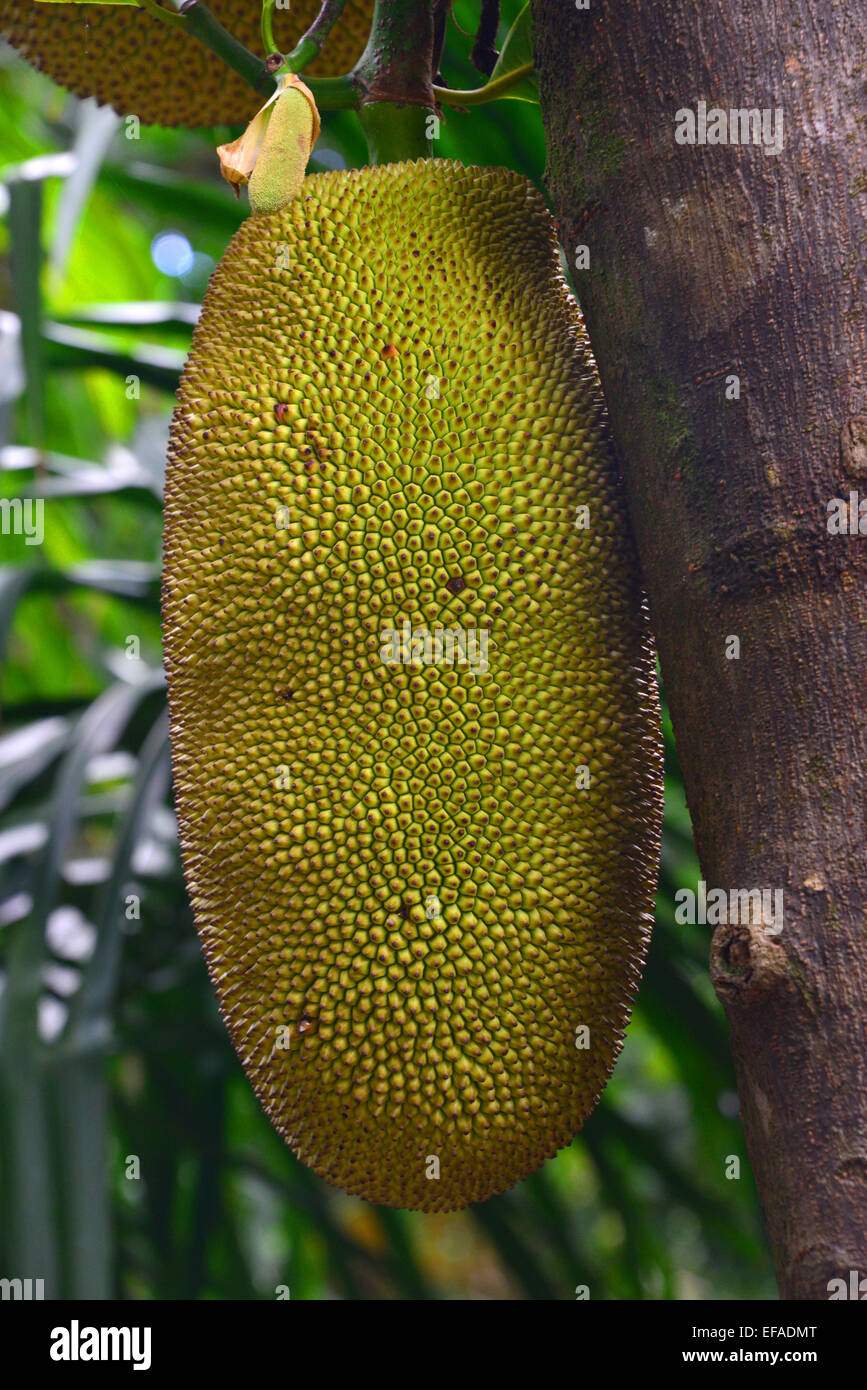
[531,0,867,1299]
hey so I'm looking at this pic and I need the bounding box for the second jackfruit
[0,0,371,127]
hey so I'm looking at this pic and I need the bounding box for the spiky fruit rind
[0,0,370,127]
[163,160,663,1211]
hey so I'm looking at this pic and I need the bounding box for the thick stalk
[352,0,437,107]
[352,0,441,163]
[357,101,432,163]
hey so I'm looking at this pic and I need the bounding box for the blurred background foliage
[0,1,774,1299]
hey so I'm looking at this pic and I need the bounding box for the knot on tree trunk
[841,417,867,478]
[710,920,795,1008]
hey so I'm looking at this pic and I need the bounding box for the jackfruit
[162,159,663,1211]
[0,0,371,127]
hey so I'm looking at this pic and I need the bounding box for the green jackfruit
[163,159,663,1211]
[0,0,371,127]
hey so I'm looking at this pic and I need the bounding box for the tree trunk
[531,0,867,1299]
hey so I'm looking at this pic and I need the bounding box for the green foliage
[486,3,537,103]
[0,10,774,1299]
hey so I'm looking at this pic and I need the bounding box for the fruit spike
[162,160,663,1210]
[0,0,371,127]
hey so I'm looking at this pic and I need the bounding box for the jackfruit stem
[357,102,434,165]
[260,0,278,56]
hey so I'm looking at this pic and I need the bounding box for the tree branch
[282,0,350,74]
[470,0,500,76]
